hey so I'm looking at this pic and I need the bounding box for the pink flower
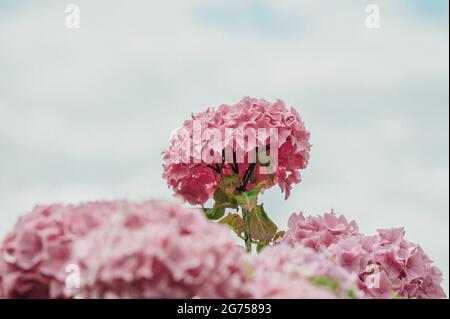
[245,273,338,299]
[245,245,363,299]
[281,210,359,250]
[282,212,447,299]
[356,228,446,299]
[72,200,248,299]
[162,97,311,205]
[0,201,119,298]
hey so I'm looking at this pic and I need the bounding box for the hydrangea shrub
[282,211,446,299]
[0,97,445,299]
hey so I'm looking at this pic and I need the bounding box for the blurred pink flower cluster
[0,201,118,298]
[70,202,368,298]
[246,245,363,299]
[72,200,248,299]
[0,200,247,299]
[282,211,446,299]
[1,199,366,299]
[162,97,311,205]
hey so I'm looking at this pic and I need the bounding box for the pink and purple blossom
[282,211,446,299]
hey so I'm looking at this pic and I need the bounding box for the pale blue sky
[0,0,448,294]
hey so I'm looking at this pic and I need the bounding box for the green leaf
[213,187,238,209]
[203,207,225,220]
[234,189,257,211]
[244,263,255,279]
[219,213,245,235]
[256,241,269,253]
[310,276,340,292]
[391,292,401,299]
[347,289,357,299]
[254,180,268,193]
[218,174,242,195]
[233,180,268,211]
[213,187,228,203]
[249,205,277,242]
[273,230,285,241]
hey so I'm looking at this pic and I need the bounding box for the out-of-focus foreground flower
[71,200,248,299]
[1,200,444,299]
[0,199,250,299]
[73,218,364,299]
[0,201,119,298]
[245,244,363,299]
[1,199,366,299]
[282,211,446,299]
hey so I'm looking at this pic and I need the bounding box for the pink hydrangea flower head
[352,228,446,299]
[72,200,248,299]
[0,201,120,298]
[281,210,359,251]
[283,211,446,299]
[245,245,363,299]
[162,97,311,205]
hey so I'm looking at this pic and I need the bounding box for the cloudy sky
[0,0,448,294]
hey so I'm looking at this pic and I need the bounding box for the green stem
[242,208,252,253]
